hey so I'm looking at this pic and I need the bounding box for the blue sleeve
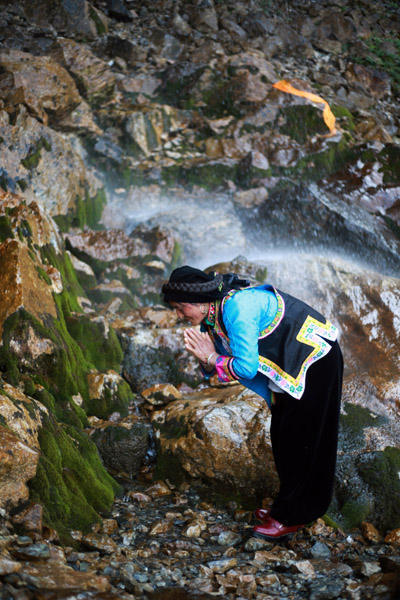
[222,293,262,380]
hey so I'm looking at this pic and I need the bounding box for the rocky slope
[0,0,400,598]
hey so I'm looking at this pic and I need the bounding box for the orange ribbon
[272,80,337,136]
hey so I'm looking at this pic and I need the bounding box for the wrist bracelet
[206,352,216,366]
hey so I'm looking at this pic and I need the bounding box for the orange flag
[272,80,337,136]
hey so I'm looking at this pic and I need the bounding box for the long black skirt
[269,341,343,526]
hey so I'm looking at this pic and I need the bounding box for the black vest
[218,285,338,399]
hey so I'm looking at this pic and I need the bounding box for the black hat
[161,265,249,304]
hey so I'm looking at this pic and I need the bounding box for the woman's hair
[161,265,250,304]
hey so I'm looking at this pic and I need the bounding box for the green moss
[279,105,330,144]
[89,5,107,35]
[29,416,120,540]
[340,499,371,530]
[353,35,400,94]
[332,105,355,132]
[162,161,270,191]
[378,144,400,184]
[36,266,52,285]
[0,215,14,242]
[53,188,107,233]
[21,137,51,170]
[64,314,123,372]
[357,447,400,531]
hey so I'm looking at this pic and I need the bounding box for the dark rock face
[22,0,101,39]
[92,422,150,476]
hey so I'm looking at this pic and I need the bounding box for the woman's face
[170,302,207,326]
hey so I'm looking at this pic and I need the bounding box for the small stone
[217,530,242,546]
[145,481,172,498]
[142,383,182,406]
[207,557,237,573]
[149,519,173,536]
[183,520,206,538]
[102,519,118,535]
[384,528,400,545]
[127,491,151,503]
[13,543,51,560]
[294,560,316,579]
[361,521,381,543]
[360,561,381,577]
[310,541,331,559]
[244,537,272,552]
[12,504,43,534]
[0,558,22,576]
[81,533,118,554]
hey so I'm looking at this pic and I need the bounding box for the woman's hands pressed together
[184,328,217,367]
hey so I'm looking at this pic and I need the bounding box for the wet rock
[12,504,43,535]
[87,369,133,418]
[102,518,119,535]
[0,426,39,510]
[0,106,102,218]
[361,521,381,543]
[12,543,51,560]
[149,519,173,536]
[57,38,116,106]
[346,63,391,100]
[22,0,103,39]
[193,0,219,32]
[244,536,272,552]
[0,558,22,576]
[294,560,316,579]
[217,530,242,546]
[360,560,381,577]
[142,383,182,406]
[0,49,81,125]
[0,191,62,251]
[311,541,331,559]
[0,383,47,449]
[145,480,172,498]
[234,187,268,208]
[173,13,192,37]
[106,0,132,22]
[91,421,150,476]
[152,385,278,497]
[207,557,237,573]
[11,559,111,593]
[308,577,344,599]
[81,532,118,554]
[384,528,400,545]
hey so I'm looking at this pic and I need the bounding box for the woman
[162,266,343,541]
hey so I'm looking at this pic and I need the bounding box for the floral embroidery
[259,288,285,338]
[215,356,238,382]
[258,315,338,399]
[204,301,217,327]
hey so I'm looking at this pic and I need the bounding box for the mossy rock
[278,105,331,144]
[65,314,123,373]
[29,415,120,541]
[53,188,107,233]
[85,378,132,420]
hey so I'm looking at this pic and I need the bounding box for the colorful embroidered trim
[215,355,238,382]
[204,301,217,326]
[259,288,285,338]
[257,316,338,399]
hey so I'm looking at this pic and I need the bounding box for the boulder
[0,107,102,220]
[0,427,39,510]
[0,49,81,125]
[86,369,133,418]
[65,229,150,262]
[22,0,103,40]
[91,419,150,476]
[57,38,116,106]
[152,385,279,498]
[0,382,47,510]
[0,238,57,338]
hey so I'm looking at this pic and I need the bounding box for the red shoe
[252,517,304,540]
[254,508,270,522]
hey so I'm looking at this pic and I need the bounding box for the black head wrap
[162,265,250,304]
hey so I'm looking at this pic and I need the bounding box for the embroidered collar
[204,301,217,326]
